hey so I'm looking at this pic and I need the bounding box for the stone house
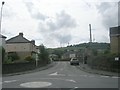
[110,26,120,54]
[0,34,7,49]
[62,50,82,61]
[6,33,38,60]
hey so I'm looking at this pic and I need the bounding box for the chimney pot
[19,33,23,37]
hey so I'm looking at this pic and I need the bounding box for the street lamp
[0,1,5,33]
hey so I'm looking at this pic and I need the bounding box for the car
[70,58,79,65]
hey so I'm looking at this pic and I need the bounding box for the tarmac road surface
[2,61,119,89]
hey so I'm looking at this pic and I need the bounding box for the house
[110,26,120,54]
[62,50,82,61]
[0,34,7,49]
[6,33,38,60]
[49,54,58,61]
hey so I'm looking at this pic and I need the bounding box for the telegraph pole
[0,1,5,33]
[89,24,92,43]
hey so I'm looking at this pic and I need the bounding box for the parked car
[70,58,79,65]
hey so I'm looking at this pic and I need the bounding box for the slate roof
[0,34,7,38]
[110,26,120,35]
[6,33,30,44]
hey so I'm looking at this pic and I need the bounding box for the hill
[47,42,110,54]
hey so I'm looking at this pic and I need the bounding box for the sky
[0,0,119,48]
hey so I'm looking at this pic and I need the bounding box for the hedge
[87,54,120,72]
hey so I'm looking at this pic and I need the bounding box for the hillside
[47,42,110,54]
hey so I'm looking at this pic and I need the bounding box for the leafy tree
[104,49,110,55]
[92,49,98,56]
[38,45,50,64]
[52,49,64,59]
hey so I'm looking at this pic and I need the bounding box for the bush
[24,56,35,62]
[8,52,19,61]
[3,57,13,64]
[87,53,119,72]
[92,49,98,56]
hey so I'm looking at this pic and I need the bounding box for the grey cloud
[56,11,77,28]
[3,5,16,18]
[24,1,48,21]
[47,11,77,31]
[37,11,76,44]
[32,12,48,21]
[24,2,33,13]
[53,34,72,44]
[96,2,118,29]
[97,2,111,13]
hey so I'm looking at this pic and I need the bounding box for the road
[2,61,119,89]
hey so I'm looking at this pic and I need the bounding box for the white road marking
[112,76,119,78]
[49,72,65,76]
[49,72,58,76]
[75,87,78,88]
[3,80,17,83]
[100,76,109,78]
[20,81,52,88]
[66,79,76,83]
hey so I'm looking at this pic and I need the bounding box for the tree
[38,45,50,64]
[52,49,64,59]
[104,49,110,55]
[92,49,98,56]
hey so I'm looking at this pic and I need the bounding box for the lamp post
[0,1,5,33]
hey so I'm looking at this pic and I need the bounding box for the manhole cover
[20,81,52,88]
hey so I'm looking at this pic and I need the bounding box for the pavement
[2,62,56,77]
[76,63,119,77]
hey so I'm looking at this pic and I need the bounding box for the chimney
[31,40,35,45]
[19,32,23,37]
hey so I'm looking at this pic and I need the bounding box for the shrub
[87,53,119,72]
[24,56,35,62]
[8,52,19,61]
[3,57,13,64]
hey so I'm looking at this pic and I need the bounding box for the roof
[0,34,7,38]
[110,26,120,35]
[6,33,30,44]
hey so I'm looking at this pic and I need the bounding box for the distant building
[6,33,38,60]
[110,26,120,54]
[62,50,82,61]
[0,34,7,49]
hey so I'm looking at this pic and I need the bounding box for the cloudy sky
[0,0,119,48]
